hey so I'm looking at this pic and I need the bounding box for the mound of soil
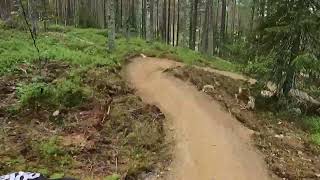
[167,66,320,180]
[0,61,169,179]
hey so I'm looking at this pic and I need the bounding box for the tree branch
[18,0,40,60]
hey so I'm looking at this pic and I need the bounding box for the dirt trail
[125,57,271,180]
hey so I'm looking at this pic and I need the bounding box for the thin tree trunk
[150,0,155,39]
[172,0,175,46]
[201,0,210,53]
[156,0,159,38]
[220,0,226,41]
[29,0,38,37]
[167,0,171,44]
[141,0,147,39]
[193,0,199,50]
[176,0,180,46]
[237,2,241,37]
[189,0,194,49]
[120,0,123,28]
[226,2,229,40]
[189,0,199,50]
[215,0,220,53]
[115,0,120,31]
[43,0,47,32]
[250,0,256,32]
[107,0,116,51]
[231,0,236,41]
[162,0,167,42]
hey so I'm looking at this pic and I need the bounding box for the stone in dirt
[52,110,60,117]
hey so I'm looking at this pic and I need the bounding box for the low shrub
[302,116,320,133]
[54,79,90,107]
[17,79,90,109]
[17,82,55,108]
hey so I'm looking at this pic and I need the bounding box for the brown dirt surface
[126,57,272,180]
[0,61,169,179]
[168,64,320,180]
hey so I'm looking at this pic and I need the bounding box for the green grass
[0,25,237,75]
[311,133,320,145]
[206,57,239,72]
[302,116,320,145]
[16,78,90,109]
[104,174,121,180]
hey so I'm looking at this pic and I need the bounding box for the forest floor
[0,25,236,179]
[1,25,320,179]
[0,60,171,179]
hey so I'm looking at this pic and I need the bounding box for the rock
[289,89,320,106]
[289,108,302,115]
[247,96,255,110]
[235,87,250,103]
[261,90,275,98]
[52,110,60,117]
[275,134,284,139]
[202,85,215,93]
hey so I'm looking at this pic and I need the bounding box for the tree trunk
[120,0,123,28]
[189,0,194,49]
[107,0,116,51]
[150,0,155,39]
[250,0,256,32]
[162,0,167,42]
[200,0,210,53]
[141,0,147,39]
[215,0,220,53]
[156,0,159,38]
[115,0,120,32]
[189,0,199,50]
[167,0,171,44]
[220,0,226,41]
[172,0,175,46]
[43,0,48,32]
[29,0,38,37]
[176,0,180,46]
[231,0,236,41]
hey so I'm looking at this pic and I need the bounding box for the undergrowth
[0,25,235,178]
[0,25,237,75]
[302,116,320,145]
[17,79,89,109]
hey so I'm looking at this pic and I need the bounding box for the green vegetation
[1,0,318,178]
[104,174,121,180]
[16,79,89,109]
[36,137,71,168]
[0,25,237,76]
[302,117,320,145]
[0,25,179,178]
[17,82,54,108]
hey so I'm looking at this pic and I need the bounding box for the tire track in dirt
[125,57,271,180]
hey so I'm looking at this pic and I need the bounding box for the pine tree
[257,0,320,95]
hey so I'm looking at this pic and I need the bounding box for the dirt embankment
[168,65,320,180]
[126,57,272,180]
[0,61,169,179]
